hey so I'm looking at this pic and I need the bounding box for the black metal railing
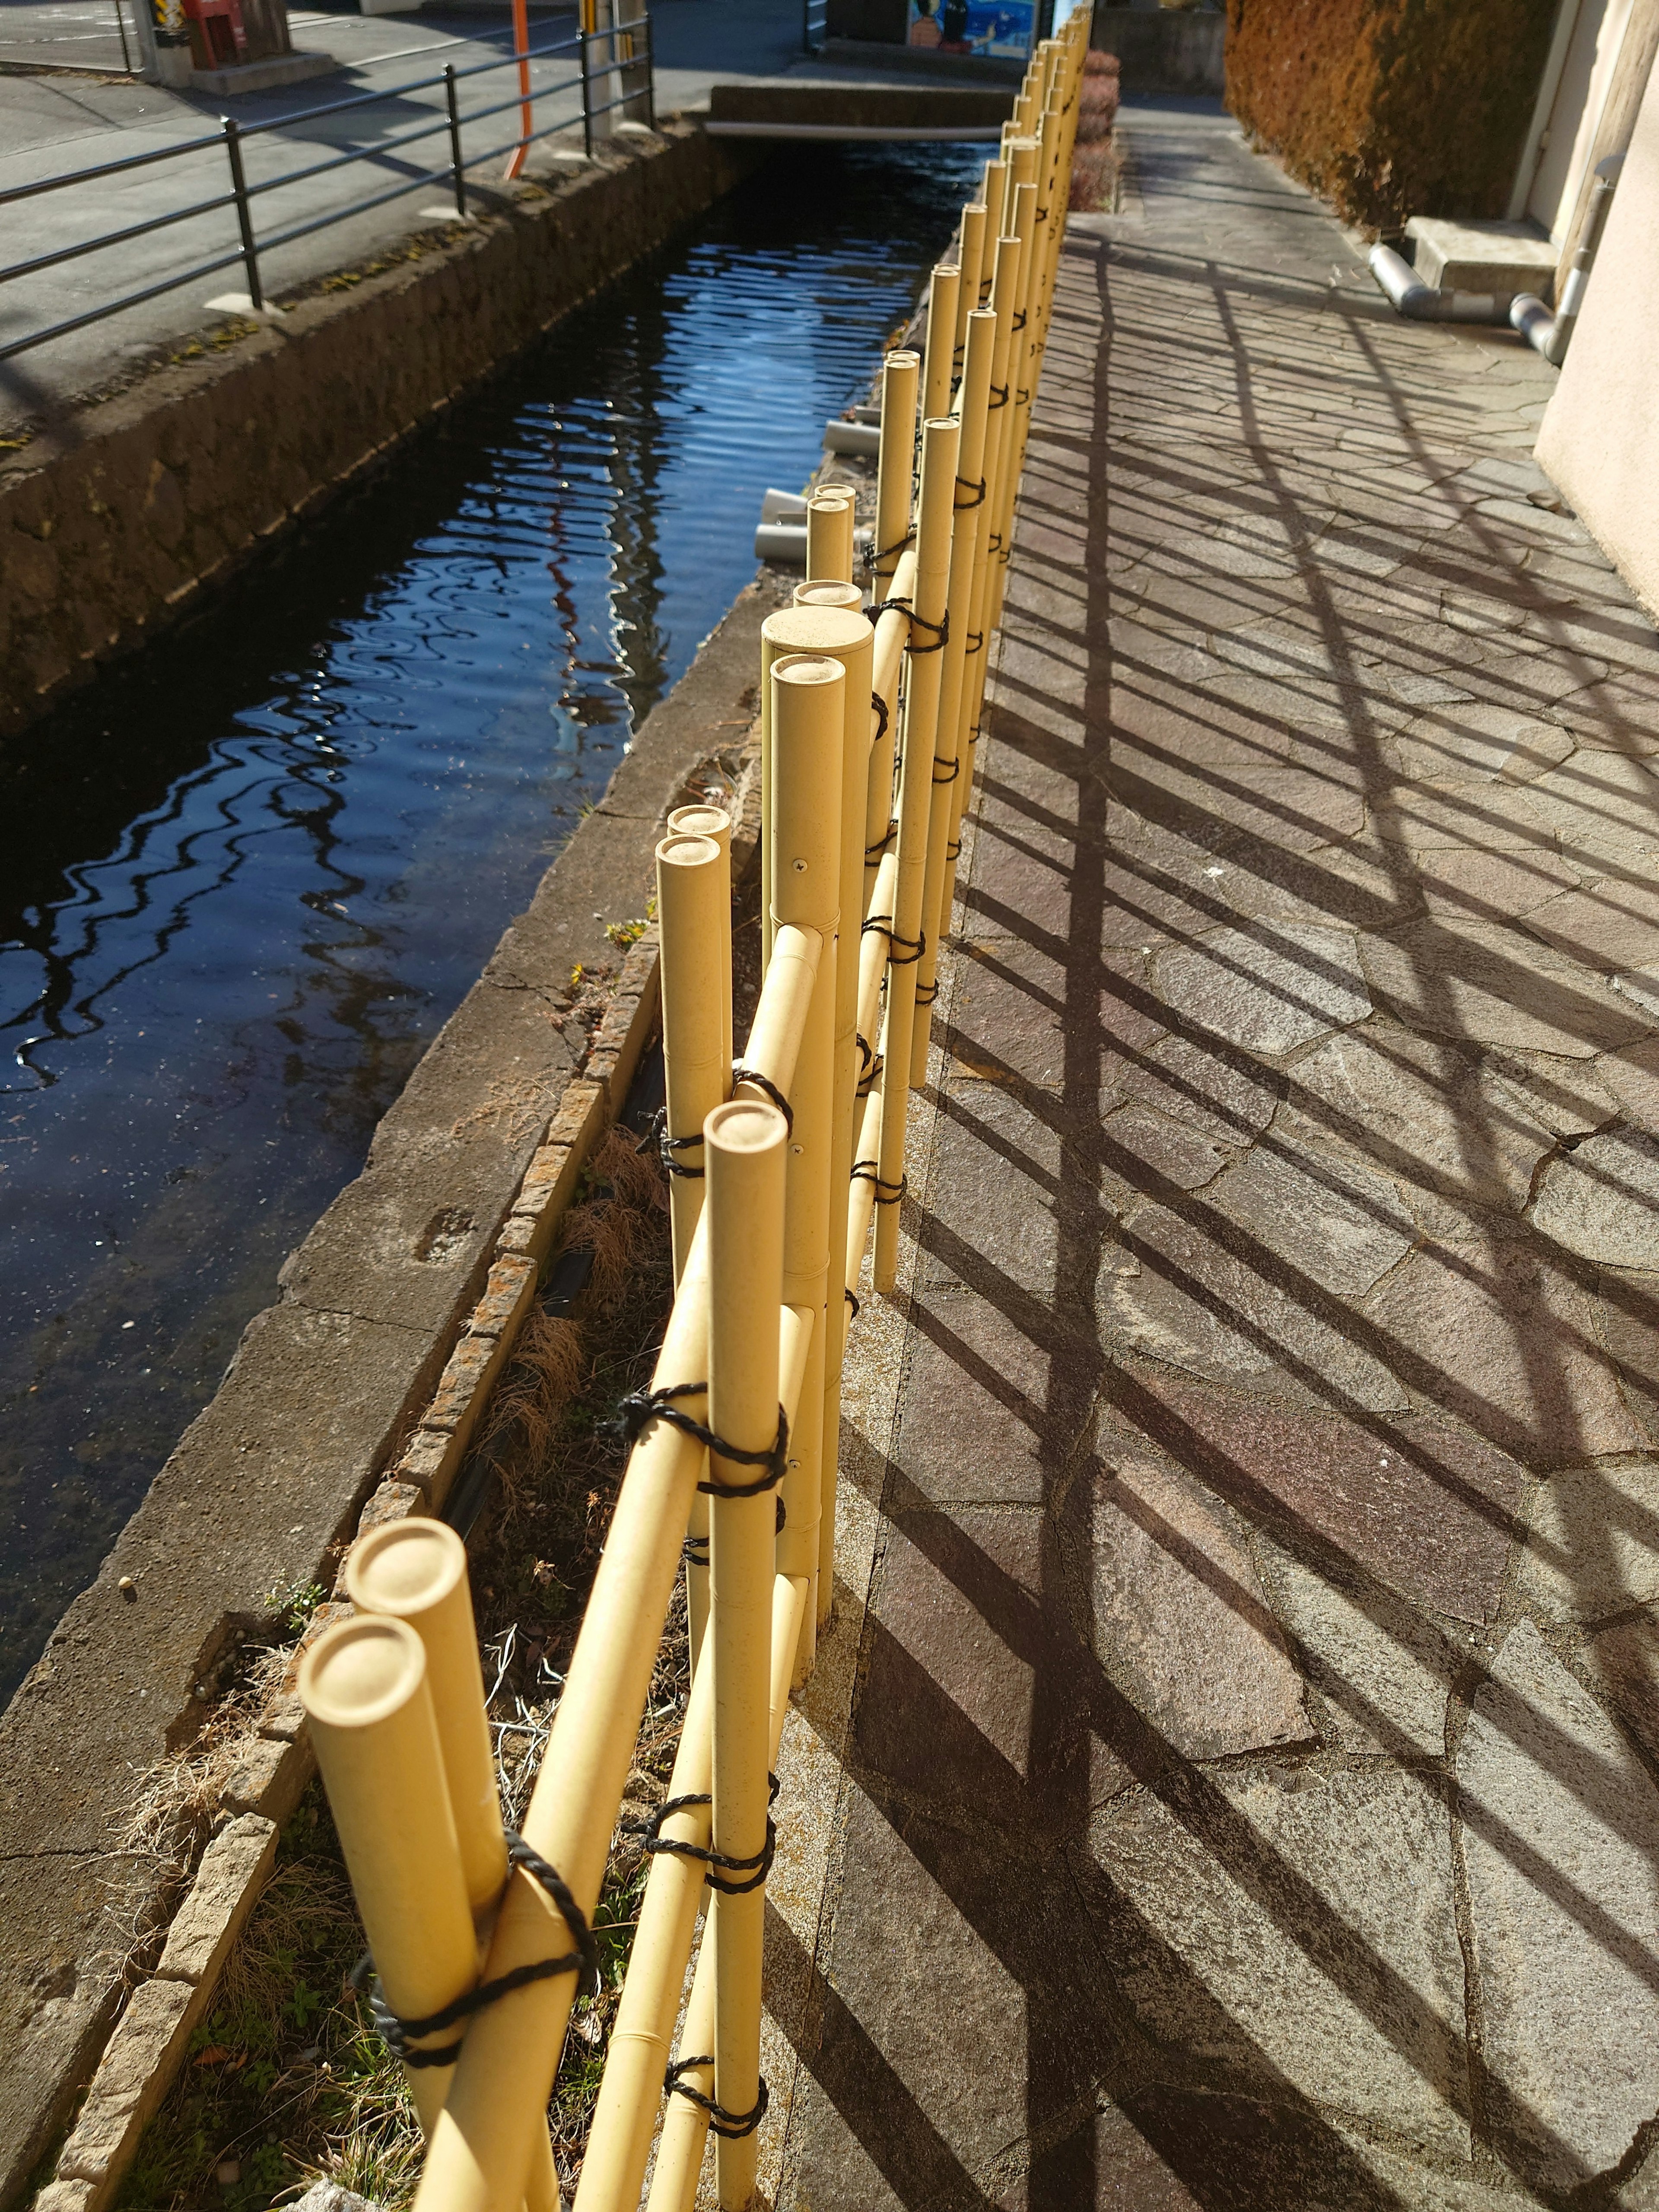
[802,0,828,53]
[0,16,653,361]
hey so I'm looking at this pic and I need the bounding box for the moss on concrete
[1225,0,1555,233]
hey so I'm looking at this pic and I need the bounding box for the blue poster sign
[908,0,1034,61]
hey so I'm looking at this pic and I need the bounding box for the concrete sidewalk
[766,101,1659,2210]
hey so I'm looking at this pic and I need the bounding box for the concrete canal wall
[0,120,762,747]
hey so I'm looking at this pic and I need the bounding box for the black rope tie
[1011,308,1027,331]
[614,1383,791,1499]
[870,690,889,747]
[1016,387,1030,407]
[639,1111,706,1182]
[664,2060,769,2139]
[852,1160,906,1206]
[867,598,949,655]
[953,475,986,511]
[862,529,915,578]
[845,1286,861,1320]
[966,627,985,655]
[916,979,939,1007]
[888,928,925,966]
[932,754,961,785]
[945,838,961,861]
[987,382,1009,409]
[861,910,893,939]
[730,1063,793,1135]
[986,530,1003,555]
[355,1831,601,2065]
[629,1775,779,1896]
[683,1533,709,1567]
[864,820,896,861]
[856,1031,883,1099]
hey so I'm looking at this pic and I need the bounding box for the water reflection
[0,141,983,1699]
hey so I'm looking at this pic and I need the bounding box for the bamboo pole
[571,1317,811,2212]
[702,1096,788,2212]
[857,850,897,1072]
[871,349,919,597]
[866,542,916,908]
[756,643,849,1665]
[845,1077,882,1312]
[871,413,960,1294]
[942,234,1024,931]
[644,1570,805,2212]
[339,1526,565,2212]
[408,1220,716,2212]
[299,1618,478,2142]
[343,1520,503,1921]
[909,304,996,1086]
[656,832,729,1288]
[921,261,960,422]
[954,201,987,356]
[805,489,856,587]
[982,155,1009,238]
[988,160,1043,639]
[666,803,733,1085]
[794,581,863,612]
[758,607,869,1643]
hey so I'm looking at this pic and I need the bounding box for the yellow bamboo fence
[299,19,1092,2204]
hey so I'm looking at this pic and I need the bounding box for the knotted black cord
[860,910,893,938]
[1016,387,1030,406]
[1011,308,1027,331]
[845,1287,861,1320]
[966,627,985,655]
[614,1383,790,1499]
[865,597,949,655]
[862,916,924,966]
[870,690,889,747]
[629,1775,779,1895]
[639,1108,705,1181]
[663,2060,769,2139]
[862,528,915,577]
[864,820,896,860]
[953,475,986,510]
[354,1831,601,2065]
[932,754,961,785]
[945,838,962,861]
[683,1532,709,1566]
[852,1160,906,1206]
[987,382,1009,409]
[729,1063,793,1135]
[916,978,939,1006]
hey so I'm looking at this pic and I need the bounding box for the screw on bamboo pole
[343,1519,503,1921]
[871,413,959,1296]
[757,642,851,1665]
[656,831,729,1288]
[298,1617,478,2142]
[909,305,996,1087]
[410,1221,715,2212]
[805,489,855,587]
[645,1569,806,2212]
[871,348,919,597]
[702,1096,788,2212]
[759,610,868,1645]
[921,261,960,422]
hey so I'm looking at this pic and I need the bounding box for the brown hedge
[1224,0,1555,233]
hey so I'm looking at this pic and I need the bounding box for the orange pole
[503,0,532,181]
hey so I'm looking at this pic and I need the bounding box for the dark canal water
[0,141,982,1703]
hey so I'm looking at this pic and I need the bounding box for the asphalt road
[0,0,810,429]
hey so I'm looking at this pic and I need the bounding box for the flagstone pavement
[763,98,1659,2212]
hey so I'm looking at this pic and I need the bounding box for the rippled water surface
[0,142,982,1697]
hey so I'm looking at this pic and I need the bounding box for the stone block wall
[1224,0,1556,233]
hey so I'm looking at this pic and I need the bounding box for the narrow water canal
[0,141,982,1700]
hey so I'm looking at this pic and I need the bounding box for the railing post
[444,62,467,216]
[580,23,594,158]
[220,114,263,313]
[643,10,656,129]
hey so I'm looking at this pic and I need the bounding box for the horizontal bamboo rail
[302,16,1093,2204]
